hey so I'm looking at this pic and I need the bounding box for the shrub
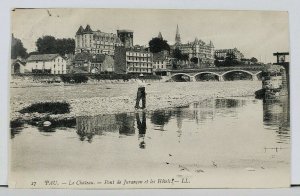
[10,119,25,128]
[60,74,89,83]
[19,102,70,114]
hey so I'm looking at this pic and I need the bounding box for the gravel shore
[10,81,262,122]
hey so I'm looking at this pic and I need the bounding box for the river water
[10,96,290,188]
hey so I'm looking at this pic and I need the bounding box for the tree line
[11,35,75,59]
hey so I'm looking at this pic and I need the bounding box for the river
[10,96,290,188]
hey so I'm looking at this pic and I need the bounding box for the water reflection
[12,98,290,148]
[215,99,246,108]
[11,127,22,139]
[76,114,120,142]
[136,112,147,149]
[150,110,172,131]
[116,113,135,136]
[263,97,290,144]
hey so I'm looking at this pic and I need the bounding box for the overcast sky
[11,8,289,63]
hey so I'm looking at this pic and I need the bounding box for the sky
[11,8,289,63]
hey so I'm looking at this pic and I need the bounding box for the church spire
[175,24,181,44]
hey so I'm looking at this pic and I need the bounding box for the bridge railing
[169,65,263,73]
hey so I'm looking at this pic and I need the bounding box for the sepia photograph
[9,8,290,188]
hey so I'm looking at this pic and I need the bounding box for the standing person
[135,74,146,109]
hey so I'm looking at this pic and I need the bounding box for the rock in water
[43,121,51,126]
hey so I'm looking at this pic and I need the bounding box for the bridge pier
[190,76,196,82]
[218,75,224,81]
[252,74,258,81]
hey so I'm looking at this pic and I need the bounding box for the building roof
[11,58,26,66]
[74,52,92,61]
[91,54,106,63]
[83,24,93,34]
[27,54,60,62]
[76,26,84,35]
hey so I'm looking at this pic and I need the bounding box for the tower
[75,25,84,53]
[175,24,181,44]
[117,30,134,48]
[83,25,93,50]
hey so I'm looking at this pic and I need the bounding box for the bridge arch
[171,73,192,82]
[194,72,221,81]
[221,70,254,81]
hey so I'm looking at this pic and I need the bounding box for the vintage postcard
[9,8,290,188]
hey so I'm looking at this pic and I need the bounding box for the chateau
[173,25,215,66]
[75,25,123,55]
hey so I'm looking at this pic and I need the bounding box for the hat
[139,73,144,77]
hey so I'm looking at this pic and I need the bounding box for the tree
[214,52,239,67]
[36,35,57,54]
[36,35,75,56]
[172,48,189,61]
[182,54,189,61]
[190,57,198,64]
[148,37,170,53]
[56,38,76,56]
[250,57,258,64]
[11,36,28,59]
[172,48,183,60]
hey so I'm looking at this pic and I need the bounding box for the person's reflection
[136,112,147,149]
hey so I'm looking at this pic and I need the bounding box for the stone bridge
[167,66,263,82]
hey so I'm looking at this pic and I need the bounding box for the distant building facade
[215,48,244,61]
[75,25,123,55]
[153,50,170,76]
[72,52,115,73]
[11,58,26,74]
[172,25,215,66]
[114,46,153,75]
[117,30,134,48]
[26,54,67,74]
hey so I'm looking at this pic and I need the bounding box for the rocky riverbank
[10,81,262,126]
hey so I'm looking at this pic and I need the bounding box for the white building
[114,45,153,75]
[26,54,67,74]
